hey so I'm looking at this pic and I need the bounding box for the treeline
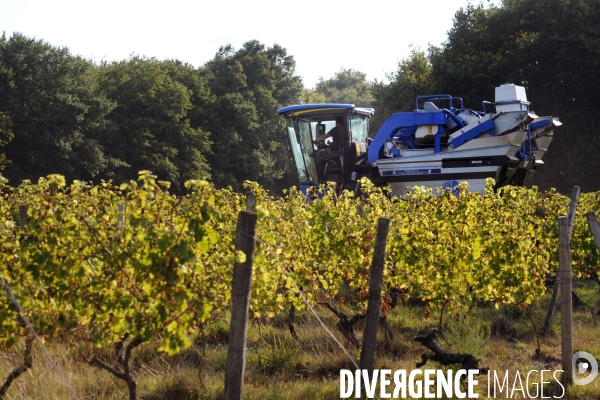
[0,36,302,192]
[1,0,599,193]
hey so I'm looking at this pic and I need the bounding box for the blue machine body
[278,84,561,195]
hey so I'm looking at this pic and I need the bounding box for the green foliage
[312,68,373,107]
[0,172,237,356]
[301,89,326,104]
[0,33,114,182]
[201,41,303,192]
[243,178,592,318]
[371,49,433,134]
[96,57,212,190]
[0,111,12,172]
[428,3,504,107]
[0,34,303,193]
[430,0,600,110]
[3,174,600,393]
[444,311,489,356]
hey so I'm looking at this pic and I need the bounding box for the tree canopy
[0,33,113,183]
[370,49,433,133]
[313,68,373,107]
[201,41,303,191]
[95,57,211,190]
[0,35,302,192]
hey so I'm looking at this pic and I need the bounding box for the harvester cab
[277,104,375,194]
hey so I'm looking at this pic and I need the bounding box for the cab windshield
[349,115,369,142]
[286,118,319,185]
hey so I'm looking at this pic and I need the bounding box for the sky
[1,0,484,88]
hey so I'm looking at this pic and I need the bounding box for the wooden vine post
[586,212,600,252]
[223,202,257,400]
[117,204,125,230]
[18,205,28,229]
[559,216,573,386]
[359,217,390,373]
[544,186,579,335]
[586,212,600,287]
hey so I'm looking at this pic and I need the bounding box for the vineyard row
[1,173,599,395]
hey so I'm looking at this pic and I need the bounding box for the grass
[2,280,600,399]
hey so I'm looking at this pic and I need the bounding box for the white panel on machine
[415,125,436,139]
[495,84,528,112]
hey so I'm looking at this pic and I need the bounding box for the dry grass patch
[3,281,600,399]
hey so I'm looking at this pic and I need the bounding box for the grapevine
[2,172,600,398]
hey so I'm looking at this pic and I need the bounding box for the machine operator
[312,117,344,166]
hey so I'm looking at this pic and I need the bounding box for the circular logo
[572,351,598,385]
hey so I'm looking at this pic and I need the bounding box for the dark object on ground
[414,329,488,375]
[320,302,365,348]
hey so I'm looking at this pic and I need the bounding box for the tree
[0,33,114,184]
[0,112,12,173]
[201,41,303,192]
[96,57,211,190]
[301,89,326,104]
[313,68,373,107]
[371,49,433,133]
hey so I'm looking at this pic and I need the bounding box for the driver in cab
[312,117,344,164]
